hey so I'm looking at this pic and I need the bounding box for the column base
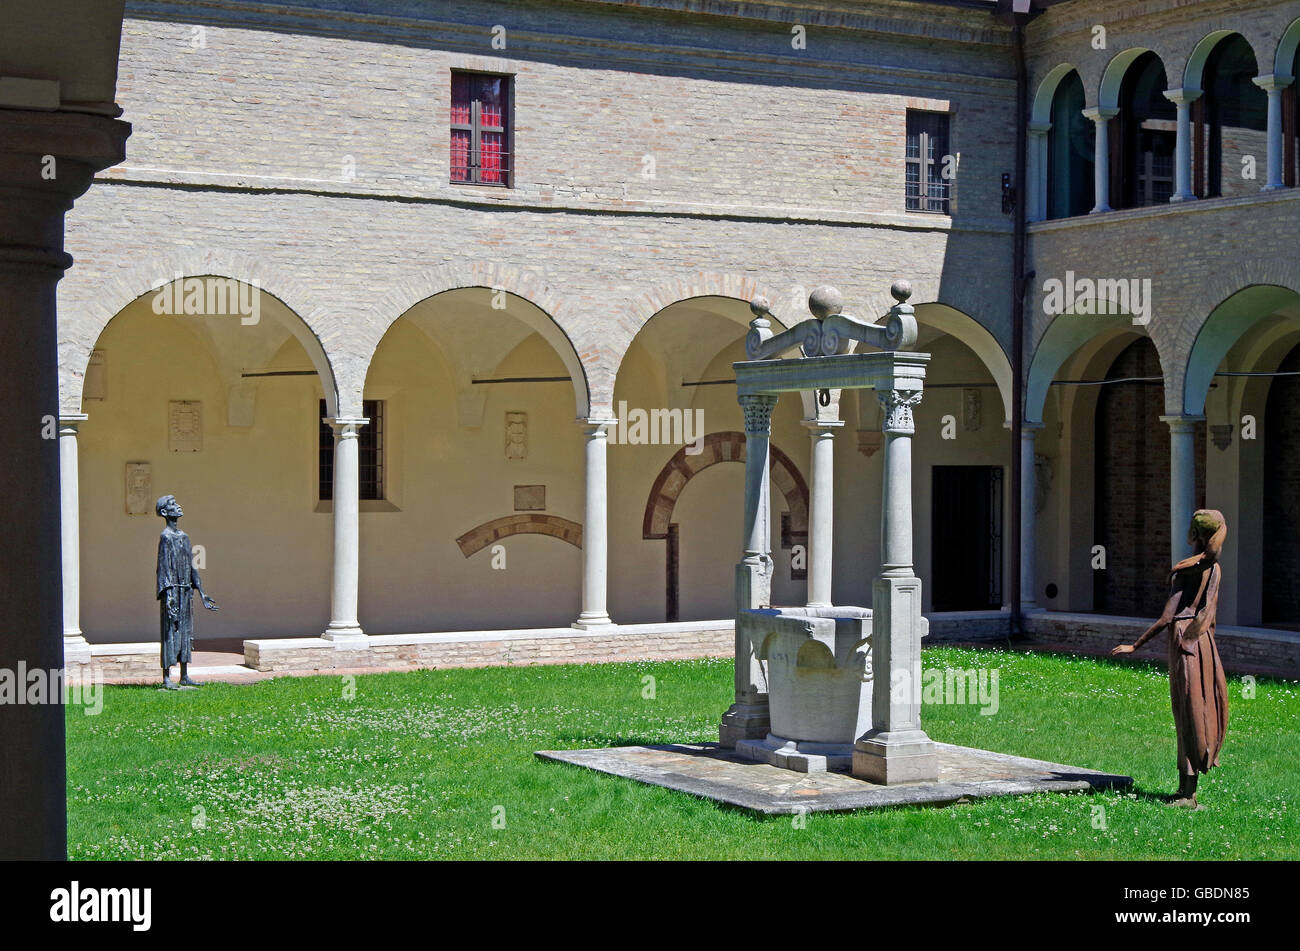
[572,614,615,631]
[1262,182,1286,192]
[322,626,367,649]
[63,634,92,667]
[719,701,770,749]
[1169,193,1198,203]
[852,729,939,785]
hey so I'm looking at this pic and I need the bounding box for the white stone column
[1028,121,1051,221]
[1164,89,1200,202]
[853,386,937,785]
[803,418,841,607]
[0,108,129,859]
[1020,421,1045,612]
[1083,107,1117,213]
[58,415,91,666]
[719,392,777,748]
[1254,74,1294,192]
[1161,415,1203,565]
[323,416,368,644]
[574,417,617,629]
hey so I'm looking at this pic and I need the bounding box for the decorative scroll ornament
[739,393,779,434]
[745,281,919,362]
[877,389,923,435]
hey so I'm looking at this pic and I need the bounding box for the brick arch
[59,250,337,414]
[365,261,590,419]
[642,431,808,540]
[455,514,583,558]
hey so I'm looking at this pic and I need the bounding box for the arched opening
[1047,69,1094,219]
[1185,283,1300,625]
[642,433,808,621]
[1286,35,1300,188]
[76,277,338,642]
[1093,339,1200,615]
[610,295,807,623]
[1115,51,1176,209]
[361,287,585,632]
[1194,34,1267,199]
[1264,343,1300,629]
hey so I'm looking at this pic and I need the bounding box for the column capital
[1081,106,1119,122]
[581,416,618,433]
[1163,87,1202,106]
[58,413,88,430]
[802,417,846,432]
[1028,120,1053,136]
[323,416,369,435]
[1159,414,1205,433]
[876,389,923,435]
[1253,73,1295,93]
[739,393,778,434]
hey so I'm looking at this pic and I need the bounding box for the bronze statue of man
[156,495,218,689]
[1112,509,1229,809]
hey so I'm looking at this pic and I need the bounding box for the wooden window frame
[905,110,952,216]
[450,70,513,188]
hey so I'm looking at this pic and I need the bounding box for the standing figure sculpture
[155,495,218,689]
[1112,510,1229,808]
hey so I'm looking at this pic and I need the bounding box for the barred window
[319,400,384,501]
[906,111,951,214]
[451,72,512,186]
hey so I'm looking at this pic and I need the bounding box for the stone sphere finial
[808,285,843,319]
[749,295,772,318]
[891,279,913,303]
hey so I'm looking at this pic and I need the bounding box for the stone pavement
[535,742,1132,815]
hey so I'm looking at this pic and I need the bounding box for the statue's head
[155,495,183,519]
[1188,509,1226,551]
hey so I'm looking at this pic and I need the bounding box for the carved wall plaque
[505,411,527,460]
[125,462,152,515]
[962,388,982,431]
[169,400,202,452]
[514,485,546,511]
[85,349,107,401]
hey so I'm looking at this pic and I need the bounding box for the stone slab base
[244,621,735,673]
[1023,612,1300,677]
[735,733,856,772]
[536,742,1131,815]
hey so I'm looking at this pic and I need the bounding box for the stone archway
[642,431,808,620]
[456,514,583,558]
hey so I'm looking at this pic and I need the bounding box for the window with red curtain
[450,72,511,186]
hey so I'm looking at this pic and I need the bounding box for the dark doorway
[931,465,1003,611]
[1263,343,1300,628]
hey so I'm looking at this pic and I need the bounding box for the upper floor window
[1114,52,1175,209]
[451,72,512,187]
[319,400,385,501]
[906,111,951,214]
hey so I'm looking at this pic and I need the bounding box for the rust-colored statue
[1112,509,1229,809]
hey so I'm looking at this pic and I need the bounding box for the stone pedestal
[851,383,937,785]
[718,394,777,747]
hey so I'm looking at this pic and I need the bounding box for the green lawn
[66,647,1298,859]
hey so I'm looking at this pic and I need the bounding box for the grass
[66,647,1298,860]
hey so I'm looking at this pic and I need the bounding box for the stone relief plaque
[125,462,152,515]
[169,400,202,452]
[962,388,982,432]
[84,349,107,401]
[505,411,527,460]
[514,485,546,511]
